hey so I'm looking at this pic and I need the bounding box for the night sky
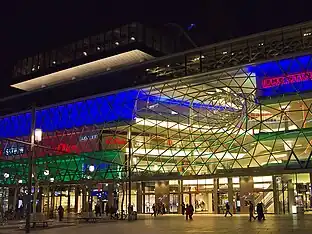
[1,0,312,96]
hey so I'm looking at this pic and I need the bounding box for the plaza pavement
[2,214,312,234]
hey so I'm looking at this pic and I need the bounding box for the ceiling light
[83,51,88,56]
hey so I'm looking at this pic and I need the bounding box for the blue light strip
[0,90,238,139]
[0,90,138,138]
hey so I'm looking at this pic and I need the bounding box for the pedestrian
[248,201,256,222]
[95,203,101,217]
[161,203,165,215]
[256,202,265,221]
[57,205,64,221]
[224,202,233,217]
[188,204,194,220]
[152,204,156,217]
[185,204,189,220]
[105,204,110,216]
[181,202,185,215]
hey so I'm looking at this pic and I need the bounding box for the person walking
[188,204,194,220]
[181,202,186,215]
[152,204,156,217]
[57,205,64,222]
[256,202,265,221]
[185,204,189,220]
[224,202,233,217]
[248,201,256,221]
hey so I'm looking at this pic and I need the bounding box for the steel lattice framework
[2,22,312,185]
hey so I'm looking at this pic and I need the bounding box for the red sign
[262,72,312,89]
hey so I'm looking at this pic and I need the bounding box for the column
[108,183,114,207]
[136,182,143,213]
[239,176,254,214]
[213,178,219,214]
[82,186,86,212]
[228,177,234,213]
[288,180,295,213]
[273,176,279,214]
[67,186,71,214]
[74,186,79,213]
[178,180,183,214]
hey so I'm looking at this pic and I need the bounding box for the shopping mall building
[1,21,312,216]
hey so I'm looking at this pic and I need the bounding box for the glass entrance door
[169,194,178,213]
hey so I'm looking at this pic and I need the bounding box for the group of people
[181,202,194,220]
[151,203,166,216]
[249,201,265,221]
[224,201,266,222]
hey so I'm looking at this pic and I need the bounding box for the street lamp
[4,173,9,179]
[44,170,49,176]
[26,104,42,234]
[34,129,43,142]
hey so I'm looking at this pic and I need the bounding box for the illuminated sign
[79,134,98,142]
[262,72,312,89]
[3,146,26,157]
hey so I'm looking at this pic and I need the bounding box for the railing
[126,21,312,89]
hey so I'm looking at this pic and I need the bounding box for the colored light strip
[262,72,312,89]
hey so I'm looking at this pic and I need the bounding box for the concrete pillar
[273,176,279,214]
[136,183,143,213]
[82,186,86,212]
[228,177,234,213]
[74,186,79,213]
[239,176,254,214]
[108,183,114,207]
[155,181,169,210]
[178,180,183,214]
[213,178,219,214]
[67,186,71,214]
[288,180,295,214]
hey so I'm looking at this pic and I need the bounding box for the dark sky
[1,0,312,81]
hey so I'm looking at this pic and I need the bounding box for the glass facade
[3,22,312,215]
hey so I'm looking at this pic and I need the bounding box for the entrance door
[144,194,155,214]
[169,194,178,213]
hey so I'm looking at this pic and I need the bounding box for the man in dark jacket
[224,202,233,217]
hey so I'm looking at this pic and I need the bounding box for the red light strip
[262,72,312,89]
